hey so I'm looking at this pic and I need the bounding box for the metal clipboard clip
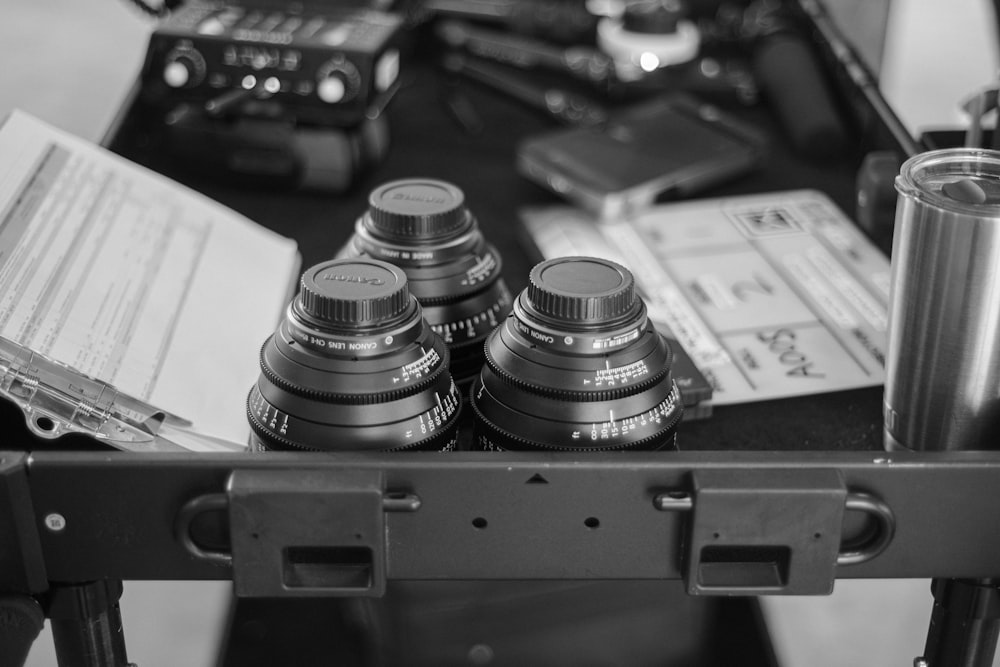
[0,335,242,452]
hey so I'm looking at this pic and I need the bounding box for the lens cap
[299,259,410,327]
[528,256,637,324]
[367,179,468,239]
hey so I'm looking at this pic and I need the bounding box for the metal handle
[654,486,896,567]
[174,492,233,567]
[837,490,896,566]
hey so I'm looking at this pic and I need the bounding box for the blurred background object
[0,0,150,142]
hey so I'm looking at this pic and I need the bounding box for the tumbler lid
[896,148,1000,213]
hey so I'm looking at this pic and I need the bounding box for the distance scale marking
[404,384,462,449]
[570,383,681,443]
[428,288,511,344]
[249,386,290,437]
[590,358,651,388]
[473,379,682,451]
[392,347,440,384]
[460,253,500,286]
[512,317,644,354]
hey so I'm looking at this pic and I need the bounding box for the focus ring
[367,178,468,238]
[258,337,450,405]
[482,344,670,402]
[247,395,457,452]
[470,397,680,452]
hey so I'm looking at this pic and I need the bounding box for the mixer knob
[163,45,206,88]
[316,56,362,104]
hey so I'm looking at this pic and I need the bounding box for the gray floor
[2,1,997,666]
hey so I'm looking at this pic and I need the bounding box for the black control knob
[163,44,206,88]
[298,259,410,327]
[525,256,638,325]
[622,0,685,34]
[366,179,469,239]
[596,0,700,75]
[316,56,362,104]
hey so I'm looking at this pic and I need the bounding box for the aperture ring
[258,337,451,405]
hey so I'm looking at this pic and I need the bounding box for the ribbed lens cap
[299,258,410,326]
[527,256,636,324]
[366,179,468,239]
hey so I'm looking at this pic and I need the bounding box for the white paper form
[0,110,301,446]
[521,191,891,405]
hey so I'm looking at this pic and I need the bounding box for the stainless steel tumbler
[885,148,1000,452]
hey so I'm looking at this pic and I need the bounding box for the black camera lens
[471,256,683,451]
[340,178,512,394]
[247,258,462,452]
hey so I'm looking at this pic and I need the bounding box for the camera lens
[247,258,462,452]
[340,178,512,394]
[471,256,683,451]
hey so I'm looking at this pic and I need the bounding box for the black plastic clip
[175,469,420,598]
[654,468,894,596]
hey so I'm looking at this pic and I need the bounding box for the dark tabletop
[107,33,890,453]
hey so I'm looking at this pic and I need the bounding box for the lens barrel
[340,178,512,393]
[248,258,462,452]
[471,256,683,451]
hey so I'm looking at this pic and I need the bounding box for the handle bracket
[656,468,894,595]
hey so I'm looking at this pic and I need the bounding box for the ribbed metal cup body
[885,149,1000,452]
